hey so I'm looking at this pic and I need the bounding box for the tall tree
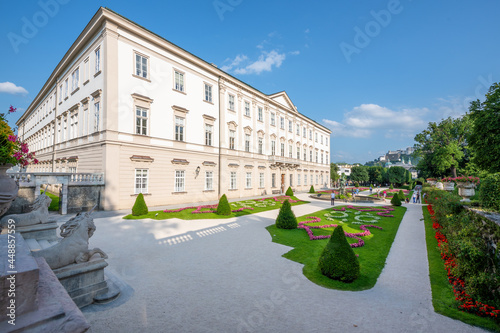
[350,166,369,184]
[368,166,383,184]
[413,115,470,178]
[468,82,500,173]
[330,163,340,185]
[387,166,406,186]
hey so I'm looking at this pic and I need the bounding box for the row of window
[134,169,326,194]
[132,52,327,146]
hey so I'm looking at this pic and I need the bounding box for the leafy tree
[414,116,471,178]
[350,166,369,184]
[468,83,500,173]
[318,226,360,282]
[405,169,412,184]
[275,199,297,229]
[478,173,500,212]
[285,186,294,196]
[216,194,231,215]
[330,163,340,185]
[132,193,148,216]
[368,166,383,185]
[387,166,406,186]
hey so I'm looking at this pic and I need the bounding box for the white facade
[17,7,331,210]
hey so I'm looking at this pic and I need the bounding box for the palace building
[16,7,331,210]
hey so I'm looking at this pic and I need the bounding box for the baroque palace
[16,7,331,210]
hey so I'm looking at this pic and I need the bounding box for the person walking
[416,192,420,204]
[412,192,416,203]
[331,191,335,206]
[383,190,387,202]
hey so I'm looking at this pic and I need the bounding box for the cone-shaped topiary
[354,182,359,187]
[391,193,402,206]
[389,184,394,189]
[318,225,360,282]
[309,185,315,193]
[398,190,405,201]
[132,193,148,216]
[216,194,231,215]
[285,186,294,196]
[275,199,297,229]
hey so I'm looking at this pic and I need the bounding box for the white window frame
[175,170,185,192]
[94,102,100,132]
[280,117,284,129]
[71,67,79,92]
[280,143,285,157]
[290,174,293,187]
[229,130,235,150]
[272,173,276,188]
[135,53,148,78]
[95,47,101,73]
[288,120,292,132]
[245,134,250,152]
[205,124,213,146]
[136,106,148,136]
[135,168,148,194]
[259,173,265,188]
[174,70,185,92]
[204,83,212,102]
[304,174,307,185]
[258,107,263,121]
[230,171,237,190]
[298,174,301,186]
[228,94,235,111]
[271,140,276,155]
[289,145,292,158]
[205,171,213,191]
[175,116,185,141]
[244,101,250,117]
[258,138,263,154]
[246,172,252,189]
[271,112,276,126]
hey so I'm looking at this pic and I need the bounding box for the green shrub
[132,193,148,216]
[479,173,500,212]
[398,190,405,201]
[275,199,297,229]
[390,193,401,206]
[309,185,315,193]
[318,226,360,282]
[354,182,360,187]
[389,184,394,190]
[216,194,231,215]
[285,186,294,196]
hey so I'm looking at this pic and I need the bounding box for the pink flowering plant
[0,106,38,167]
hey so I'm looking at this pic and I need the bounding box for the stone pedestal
[1,221,58,241]
[0,234,89,332]
[457,182,475,202]
[54,258,120,308]
[435,182,444,190]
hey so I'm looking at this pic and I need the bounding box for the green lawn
[422,206,500,332]
[41,190,59,211]
[123,196,309,220]
[266,205,406,291]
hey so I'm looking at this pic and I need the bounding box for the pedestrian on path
[331,191,335,205]
[412,192,416,203]
[383,190,387,202]
[416,192,420,204]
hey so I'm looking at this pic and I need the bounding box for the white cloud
[323,103,429,138]
[289,50,300,55]
[220,54,248,72]
[0,82,28,94]
[304,28,310,33]
[234,50,286,75]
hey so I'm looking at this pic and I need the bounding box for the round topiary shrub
[391,193,402,206]
[398,190,405,201]
[389,184,394,190]
[275,199,297,229]
[354,182,360,187]
[285,186,294,196]
[132,193,148,216]
[216,194,231,215]
[479,173,500,212]
[309,185,315,193]
[318,225,360,282]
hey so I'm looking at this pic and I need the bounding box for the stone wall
[67,185,103,213]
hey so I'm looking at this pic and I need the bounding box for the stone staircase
[25,237,59,251]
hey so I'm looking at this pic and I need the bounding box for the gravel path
[82,194,487,333]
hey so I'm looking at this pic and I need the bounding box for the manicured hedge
[132,193,148,216]
[275,199,297,229]
[216,194,231,215]
[285,186,294,196]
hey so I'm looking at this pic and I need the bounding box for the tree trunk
[450,166,457,178]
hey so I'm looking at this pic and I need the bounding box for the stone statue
[32,206,107,269]
[0,188,51,229]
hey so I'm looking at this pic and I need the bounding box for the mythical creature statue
[33,206,107,269]
[0,188,52,229]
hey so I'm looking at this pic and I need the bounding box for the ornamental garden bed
[123,195,308,220]
[368,189,413,199]
[266,205,406,291]
[422,205,500,332]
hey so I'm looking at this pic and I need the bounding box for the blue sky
[1,0,499,164]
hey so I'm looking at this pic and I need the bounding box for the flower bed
[428,204,500,319]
